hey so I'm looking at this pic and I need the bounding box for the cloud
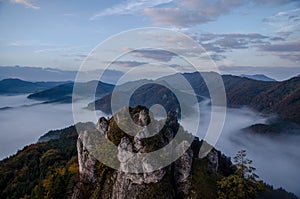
[252,0,300,5]
[258,41,300,62]
[34,45,90,53]
[125,49,177,62]
[210,53,227,61]
[263,7,300,36]
[144,0,298,28]
[197,33,272,60]
[110,60,148,67]
[259,41,300,52]
[10,0,40,9]
[144,7,211,27]
[199,33,300,63]
[178,0,244,16]
[206,33,270,48]
[144,0,245,27]
[90,0,173,20]
[200,33,270,42]
[7,40,47,47]
[276,54,300,62]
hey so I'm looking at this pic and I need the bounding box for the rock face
[207,149,219,173]
[73,106,230,199]
[77,119,109,183]
[137,109,149,127]
[174,141,193,183]
[112,109,168,198]
[77,130,99,183]
[72,121,110,199]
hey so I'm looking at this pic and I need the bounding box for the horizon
[0,65,299,82]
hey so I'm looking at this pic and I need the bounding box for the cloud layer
[90,0,173,20]
[144,0,299,28]
[10,0,40,9]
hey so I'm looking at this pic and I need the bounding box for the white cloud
[144,0,299,28]
[144,0,246,27]
[90,0,173,20]
[10,0,40,10]
[144,7,211,27]
[263,7,300,35]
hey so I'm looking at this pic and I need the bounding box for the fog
[181,100,300,196]
[0,95,105,160]
[0,95,299,196]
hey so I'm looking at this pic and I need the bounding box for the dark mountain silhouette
[88,79,200,117]
[0,78,69,94]
[28,81,115,103]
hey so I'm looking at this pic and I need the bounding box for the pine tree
[217,150,264,199]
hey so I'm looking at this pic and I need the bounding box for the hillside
[0,78,68,94]
[0,106,298,199]
[90,72,300,126]
[183,73,300,125]
[88,80,200,117]
[0,125,80,199]
[251,77,300,124]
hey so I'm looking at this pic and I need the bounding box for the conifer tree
[217,150,264,199]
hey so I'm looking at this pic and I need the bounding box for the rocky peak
[137,109,149,127]
[73,106,230,199]
[96,116,109,135]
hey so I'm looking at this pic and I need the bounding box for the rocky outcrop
[72,106,230,199]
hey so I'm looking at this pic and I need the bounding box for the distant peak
[240,74,277,82]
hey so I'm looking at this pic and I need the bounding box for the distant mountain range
[1,71,299,127]
[0,65,123,84]
[240,74,276,81]
[0,78,70,94]
[28,81,114,103]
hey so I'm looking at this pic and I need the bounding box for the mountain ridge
[90,72,300,126]
[27,81,115,103]
[0,78,70,94]
[240,74,277,81]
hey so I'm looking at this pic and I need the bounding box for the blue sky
[0,0,299,79]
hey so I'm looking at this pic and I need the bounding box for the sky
[0,0,299,79]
